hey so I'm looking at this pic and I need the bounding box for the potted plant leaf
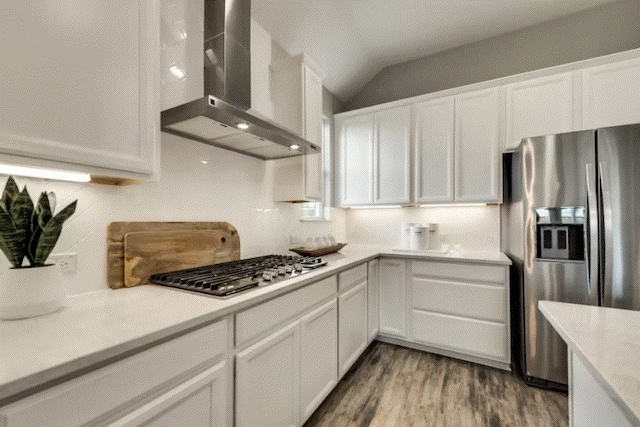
[0,176,77,319]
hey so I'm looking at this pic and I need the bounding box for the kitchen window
[301,116,331,221]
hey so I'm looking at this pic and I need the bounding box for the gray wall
[345,0,640,111]
[322,87,344,117]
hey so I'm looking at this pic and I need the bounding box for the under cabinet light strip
[0,164,91,183]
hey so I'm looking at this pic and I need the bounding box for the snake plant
[0,176,77,268]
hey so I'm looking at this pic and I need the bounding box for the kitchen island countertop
[0,245,509,405]
[539,300,640,426]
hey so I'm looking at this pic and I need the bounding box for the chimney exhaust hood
[161,0,320,160]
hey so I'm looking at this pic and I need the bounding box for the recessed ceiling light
[236,122,249,130]
[201,160,209,164]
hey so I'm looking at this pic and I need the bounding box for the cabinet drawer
[0,320,228,427]
[338,263,368,292]
[412,311,507,361]
[412,277,506,322]
[412,261,505,284]
[235,276,336,348]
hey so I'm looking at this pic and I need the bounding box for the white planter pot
[0,264,66,320]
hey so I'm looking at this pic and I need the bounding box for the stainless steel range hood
[161,0,320,160]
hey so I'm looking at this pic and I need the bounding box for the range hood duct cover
[161,0,320,160]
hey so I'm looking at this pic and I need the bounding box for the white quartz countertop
[0,245,508,404]
[539,301,640,426]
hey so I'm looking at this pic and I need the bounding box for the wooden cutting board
[107,222,240,289]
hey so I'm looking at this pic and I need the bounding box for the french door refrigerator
[502,123,640,390]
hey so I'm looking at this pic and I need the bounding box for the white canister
[410,225,429,251]
[402,223,420,249]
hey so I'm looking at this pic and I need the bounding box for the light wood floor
[304,342,568,427]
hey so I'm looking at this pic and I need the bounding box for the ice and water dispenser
[535,207,585,261]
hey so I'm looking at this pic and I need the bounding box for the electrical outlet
[48,253,77,274]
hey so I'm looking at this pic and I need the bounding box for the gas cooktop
[149,254,327,297]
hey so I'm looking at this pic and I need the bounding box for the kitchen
[0,0,639,426]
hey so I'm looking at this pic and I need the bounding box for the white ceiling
[252,0,621,101]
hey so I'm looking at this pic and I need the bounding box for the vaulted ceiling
[252,0,621,101]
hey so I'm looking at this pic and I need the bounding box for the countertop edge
[0,247,507,404]
[538,301,640,426]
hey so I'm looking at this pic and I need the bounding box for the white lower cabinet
[569,350,634,427]
[234,276,338,427]
[377,257,510,370]
[300,300,338,421]
[236,321,300,427]
[367,259,380,342]
[410,260,510,367]
[378,258,407,338]
[338,282,368,378]
[111,361,228,427]
[337,264,369,378]
[0,319,232,427]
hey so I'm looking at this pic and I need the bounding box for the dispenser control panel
[535,207,585,261]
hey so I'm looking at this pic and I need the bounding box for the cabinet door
[455,87,503,202]
[414,97,455,203]
[582,57,640,129]
[299,300,338,423]
[236,322,299,427]
[0,0,159,179]
[337,114,375,206]
[108,362,228,427]
[338,282,368,378]
[378,259,407,338]
[374,106,411,205]
[505,73,576,150]
[570,350,634,427]
[367,259,380,342]
[303,65,324,201]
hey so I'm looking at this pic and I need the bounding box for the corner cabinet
[0,0,160,183]
[377,257,511,370]
[378,258,408,338]
[454,87,503,203]
[336,105,411,206]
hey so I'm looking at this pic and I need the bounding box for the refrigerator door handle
[598,161,613,307]
[585,163,599,302]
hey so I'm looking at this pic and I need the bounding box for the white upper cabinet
[454,87,503,203]
[374,105,412,205]
[270,56,325,202]
[336,114,375,206]
[581,56,640,129]
[0,0,160,183]
[302,65,324,201]
[505,72,577,150]
[336,105,411,206]
[414,97,455,203]
[161,0,204,111]
[248,18,274,121]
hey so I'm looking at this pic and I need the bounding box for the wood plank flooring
[304,342,568,427]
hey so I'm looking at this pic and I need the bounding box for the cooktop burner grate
[149,254,327,297]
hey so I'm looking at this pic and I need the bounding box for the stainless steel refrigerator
[502,123,640,390]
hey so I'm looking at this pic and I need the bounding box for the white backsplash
[345,205,501,251]
[0,133,346,295]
